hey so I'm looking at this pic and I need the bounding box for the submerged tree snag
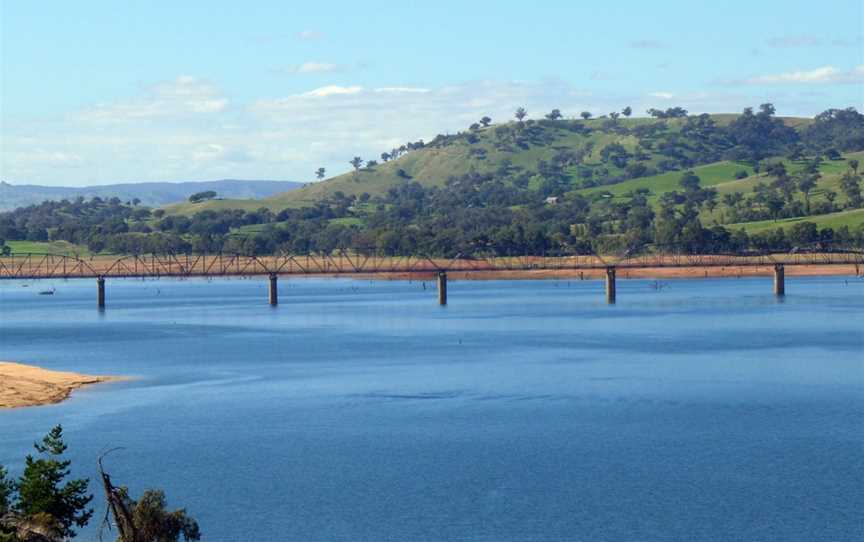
[98,451,200,542]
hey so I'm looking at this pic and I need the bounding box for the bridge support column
[773,264,785,296]
[605,267,616,304]
[97,276,105,310]
[268,274,278,306]
[437,271,447,306]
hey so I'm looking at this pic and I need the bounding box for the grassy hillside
[5,240,92,256]
[730,208,864,234]
[579,160,758,200]
[166,114,813,216]
[580,151,864,217]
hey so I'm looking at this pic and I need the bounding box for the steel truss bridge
[1,250,862,306]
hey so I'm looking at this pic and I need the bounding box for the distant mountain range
[0,179,303,211]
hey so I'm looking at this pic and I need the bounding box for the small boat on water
[38,287,56,296]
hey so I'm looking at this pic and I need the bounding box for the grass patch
[5,240,92,256]
[728,208,864,234]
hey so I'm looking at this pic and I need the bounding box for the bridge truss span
[1,251,862,281]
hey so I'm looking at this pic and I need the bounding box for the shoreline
[0,361,122,409]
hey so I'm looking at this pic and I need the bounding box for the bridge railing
[1,250,862,280]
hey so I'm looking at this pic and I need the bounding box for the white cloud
[745,65,864,85]
[77,75,229,122]
[301,85,364,97]
[649,91,675,99]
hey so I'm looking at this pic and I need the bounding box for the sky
[1,0,862,187]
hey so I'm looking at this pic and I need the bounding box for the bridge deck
[1,252,862,280]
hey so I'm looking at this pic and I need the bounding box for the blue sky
[1,0,862,186]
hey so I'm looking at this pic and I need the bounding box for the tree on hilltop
[514,107,527,123]
[349,157,364,181]
[479,116,492,127]
[580,111,592,120]
[622,106,632,117]
[545,109,562,120]
[188,191,217,203]
[315,167,326,180]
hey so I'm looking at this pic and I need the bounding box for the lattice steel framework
[1,250,862,280]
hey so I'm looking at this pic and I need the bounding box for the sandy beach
[0,361,120,409]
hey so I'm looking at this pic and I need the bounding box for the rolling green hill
[163,114,814,216]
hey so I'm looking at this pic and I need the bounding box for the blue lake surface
[1,276,862,541]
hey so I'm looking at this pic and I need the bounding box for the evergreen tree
[16,425,93,539]
[0,465,15,541]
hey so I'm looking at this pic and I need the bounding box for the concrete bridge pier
[437,271,448,306]
[773,264,785,296]
[605,267,616,304]
[97,276,105,310]
[268,274,279,306]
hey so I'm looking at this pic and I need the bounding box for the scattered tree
[545,109,562,120]
[580,111,592,120]
[315,167,326,180]
[187,191,217,203]
[840,171,863,208]
[622,106,632,117]
[797,173,818,215]
[349,157,364,181]
[514,107,527,123]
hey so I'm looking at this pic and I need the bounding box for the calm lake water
[1,276,862,541]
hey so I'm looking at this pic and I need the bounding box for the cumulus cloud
[745,65,864,85]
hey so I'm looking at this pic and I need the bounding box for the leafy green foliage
[187,191,217,203]
[16,425,93,539]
